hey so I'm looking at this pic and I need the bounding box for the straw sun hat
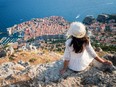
[67,22,86,38]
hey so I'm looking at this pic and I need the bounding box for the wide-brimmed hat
[67,22,86,38]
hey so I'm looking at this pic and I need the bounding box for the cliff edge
[0,54,116,87]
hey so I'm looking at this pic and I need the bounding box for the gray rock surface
[0,50,6,58]
[0,54,116,87]
[95,47,103,52]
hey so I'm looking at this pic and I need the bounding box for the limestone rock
[95,47,103,52]
[0,54,116,87]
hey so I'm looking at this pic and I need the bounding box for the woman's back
[63,38,97,71]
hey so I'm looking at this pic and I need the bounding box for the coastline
[0,32,8,38]
[0,16,70,47]
[0,14,116,47]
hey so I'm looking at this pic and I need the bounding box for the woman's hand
[60,69,66,75]
[103,60,112,65]
[60,60,69,75]
[95,56,112,65]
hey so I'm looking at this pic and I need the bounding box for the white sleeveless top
[63,38,97,71]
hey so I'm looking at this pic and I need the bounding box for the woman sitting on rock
[60,22,112,74]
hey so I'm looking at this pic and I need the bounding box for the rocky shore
[0,54,116,87]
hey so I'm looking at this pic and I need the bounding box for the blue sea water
[0,0,116,34]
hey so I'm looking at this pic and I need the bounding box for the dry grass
[96,51,108,57]
[11,66,25,71]
[2,74,31,86]
[0,49,61,66]
[0,57,9,64]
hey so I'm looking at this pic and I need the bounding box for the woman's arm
[62,60,69,70]
[95,56,112,65]
[60,60,69,74]
[86,42,112,65]
[60,40,71,74]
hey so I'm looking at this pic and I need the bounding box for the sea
[0,0,116,38]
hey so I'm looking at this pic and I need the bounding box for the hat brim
[66,28,86,38]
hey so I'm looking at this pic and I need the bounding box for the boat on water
[18,35,23,38]
[76,15,80,19]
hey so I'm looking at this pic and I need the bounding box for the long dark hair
[69,35,89,53]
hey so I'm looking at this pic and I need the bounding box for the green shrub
[27,38,34,42]
[3,44,10,49]
[29,58,37,63]
[9,56,15,61]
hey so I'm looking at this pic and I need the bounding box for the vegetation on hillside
[92,41,116,52]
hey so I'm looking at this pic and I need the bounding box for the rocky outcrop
[0,50,6,58]
[6,46,15,56]
[108,14,116,22]
[103,54,116,66]
[97,14,109,23]
[0,54,116,87]
[83,16,95,25]
[95,47,103,52]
